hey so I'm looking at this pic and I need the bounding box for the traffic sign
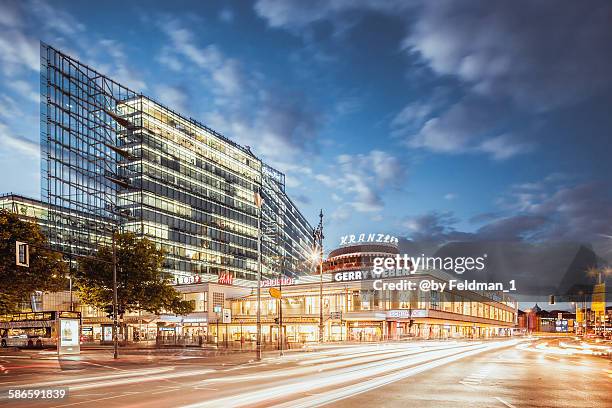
[269,287,282,299]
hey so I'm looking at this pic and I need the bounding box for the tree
[75,232,193,317]
[0,210,67,314]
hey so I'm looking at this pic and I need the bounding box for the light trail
[0,366,175,391]
[197,343,470,385]
[182,340,520,408]
[0,366,216,400]
[272,340,522,408]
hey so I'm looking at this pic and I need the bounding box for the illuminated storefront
[226,241,517,344]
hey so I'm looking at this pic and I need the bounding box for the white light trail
[182,340,520,408]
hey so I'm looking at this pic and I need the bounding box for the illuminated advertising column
[57,311,81,355]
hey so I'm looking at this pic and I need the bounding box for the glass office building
[40,43,314,283]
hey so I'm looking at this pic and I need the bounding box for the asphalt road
[0,338,610,407]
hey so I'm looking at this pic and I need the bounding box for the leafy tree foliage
[0,210,67,314]
[75,232,193,316]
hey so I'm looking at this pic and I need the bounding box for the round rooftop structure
[323,243,399,274]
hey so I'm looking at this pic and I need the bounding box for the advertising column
[58,311,81,355]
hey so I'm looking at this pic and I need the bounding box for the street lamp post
[112,231,118,360]
[255,188,263,361]
[279,267,283,356]
[314,210,324,344]
[68,253,74,312]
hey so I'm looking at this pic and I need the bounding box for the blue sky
[1,0,611,261]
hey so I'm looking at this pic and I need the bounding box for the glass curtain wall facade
[40,43,314,282]
[40,43,139,256]
[261,164,315,278]
[116,96,262,281]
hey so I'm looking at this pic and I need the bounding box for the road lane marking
[79,361,126,371]
[459,367,490,388]
[494,396,516,408]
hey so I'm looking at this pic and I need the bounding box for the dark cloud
[403,177,612,279]
[403,211,466,242]
[402,180,612,265]
[475,215,548,241]
[401,183,611,299]
[256,1,612,160]
[405,1,612,109]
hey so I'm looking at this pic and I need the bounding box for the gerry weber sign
[340,233,398,246]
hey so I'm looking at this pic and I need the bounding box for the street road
[0,338,610,407]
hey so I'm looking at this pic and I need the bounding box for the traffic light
[15,241,29,267]
[274,317,279,324]
[549,295,555,305]
[103,305,114,319]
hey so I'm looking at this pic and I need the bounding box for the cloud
[478,134,533,160]
[406,96,533,159]
[0,1,39,75]
[391,101,435,135]
[475,215,548,241]
[401,1,612,158]
[317,150,407,213]
[402,178,612,261]
[7,80,38,103]
[29,0,85,36]
[403,211,471,242]
[153,84,190,114]
[254,0,411,32]
[255,1,612,161]
[330,204,351,222]
[94,39,148,91]
[404,0,612,109]
[254,0,340,31]
[157,19,244,100]
[0,123,38,158]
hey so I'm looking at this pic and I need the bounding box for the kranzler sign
[340,233,398,246]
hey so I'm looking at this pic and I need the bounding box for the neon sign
[218,272,233,285]
[174,275,203,285]
[260,276,295,288]
[340,233,398,246]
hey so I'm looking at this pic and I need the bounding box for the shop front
[213,317,322,346]
[343,312,386,342]
[347,321,383,341]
